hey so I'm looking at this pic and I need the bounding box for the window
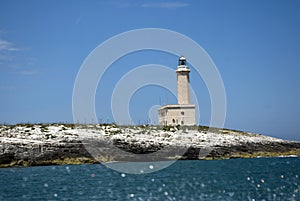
[172,119,175,123]
[181,111,184,115]
[181,121,184,125]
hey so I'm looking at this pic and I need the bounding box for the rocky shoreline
[1,124,300,167]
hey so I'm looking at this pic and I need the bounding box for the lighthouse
[158,56,196,126]
[177,56,191,105]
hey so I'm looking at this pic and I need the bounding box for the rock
[0,124,300,167]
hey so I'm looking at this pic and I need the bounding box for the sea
[0,157,299,201]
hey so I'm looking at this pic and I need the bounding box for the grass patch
[224,149,300,159]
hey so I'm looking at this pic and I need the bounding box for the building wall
[177,71,190,104]
[158,105,196,126]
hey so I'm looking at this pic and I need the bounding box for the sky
[0,0,300,141]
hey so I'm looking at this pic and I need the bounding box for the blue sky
[0,0,300,140]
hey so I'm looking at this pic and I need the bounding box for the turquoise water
[0,158,299,201]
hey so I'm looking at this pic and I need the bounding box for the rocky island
[1,123,300,167]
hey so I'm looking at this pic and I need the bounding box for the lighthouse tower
[158,56,196,126]
[176,56,191,105]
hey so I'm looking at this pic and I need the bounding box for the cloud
[17,69,38,75]
[0,39,20,62]
[0,39,20,51]
[141,2,190,8]
[0,36,37,76]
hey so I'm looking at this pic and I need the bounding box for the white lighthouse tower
[158,56,196,126]
[177,56,191,105]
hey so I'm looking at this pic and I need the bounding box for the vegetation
[0,157,98,168]
[1,123,300,168]
[162,125,177,132]
[223,149,300,160]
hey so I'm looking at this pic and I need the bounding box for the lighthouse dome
[178,56,188,68]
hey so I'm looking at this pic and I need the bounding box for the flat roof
[158,104,195,110]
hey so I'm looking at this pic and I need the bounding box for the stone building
[158,56,196,126]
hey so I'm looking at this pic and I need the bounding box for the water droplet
[121,173,126,178]
[257,184,260,188]
[164,191,168,196]
[140,169,144,173]
[44,183,48,187]
[151,178,155,182]
[280,175,284,179]
[54,193,58,197]
[261,179,265,183]
[247,177,250,181]
[91,173,95,178]
[162,184,166,187]
[129,193,134,198]
[149,165,154,169]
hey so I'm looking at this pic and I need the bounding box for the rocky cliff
[1,124,300,167]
